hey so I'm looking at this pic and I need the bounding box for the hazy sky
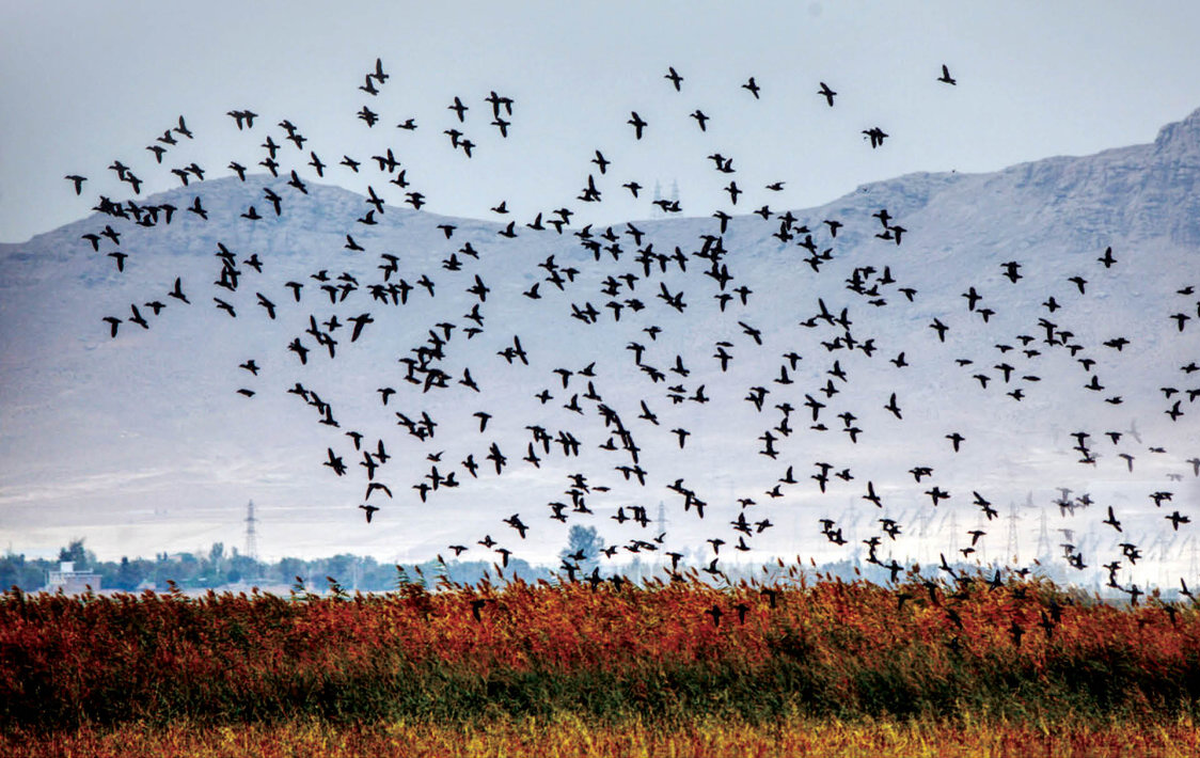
[3,1,1200,243]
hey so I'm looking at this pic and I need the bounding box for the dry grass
[5,714,1198,758]
[3,572,1198,755]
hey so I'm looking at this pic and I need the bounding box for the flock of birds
[66,57,1200,607]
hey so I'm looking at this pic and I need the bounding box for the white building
[45,561,102,593]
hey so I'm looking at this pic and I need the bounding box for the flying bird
[817,82,836,106]
[664,66,683,91]
[627,111,647,140]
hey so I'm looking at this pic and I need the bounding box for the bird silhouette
[627,111,647,140]
[664,66,683,91]
[862,127,888,148]
[817,82,836,106]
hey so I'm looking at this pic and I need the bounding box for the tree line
[0,538,553,593]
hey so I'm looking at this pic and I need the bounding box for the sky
[3,1,1200,244]
[2,1,1200,575]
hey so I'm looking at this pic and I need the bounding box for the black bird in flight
[168,277,189,304]
[227,109,257,130]
[65,175,87,195]
[862,127,888,148]
[173,115,193,139]
[863,481,882,508]
[628,111,647,140]
[884,393,902,420]
[664,66,683,91]
[592,150,610,174]
[938,64,957,85]
[1166,511,1190,531]
[1103,506,1122,532]
[188,196,207,220]
[357,106,379,127]
[742,76,760,99]
[371,57,388,83]
[929,318,949,342]
[818,82,836,106]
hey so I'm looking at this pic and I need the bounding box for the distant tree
[627,555,645,582]
[57,539,92,570]
[0,553,47,591]
[203,542,228,582]
[324,554,358,588]
[359,558,395,591]
[148,552,197,588]
[560,525,604,575]
[277,556,306,585]
[229,553,260,584]
[114,556,139,591]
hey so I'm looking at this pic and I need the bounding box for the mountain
[1,108,1198,590]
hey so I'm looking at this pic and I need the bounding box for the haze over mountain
[1,106,1197,594]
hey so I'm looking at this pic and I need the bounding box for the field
[3,567,1198,756]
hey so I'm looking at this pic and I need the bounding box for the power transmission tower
[1189,535,1198,580]
[947,510,959,562]
[1035,509,1052,562]
[244,500,259,563]
[913,505,936,563]
[656,501,668,570]
[1005,500,1020,567]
